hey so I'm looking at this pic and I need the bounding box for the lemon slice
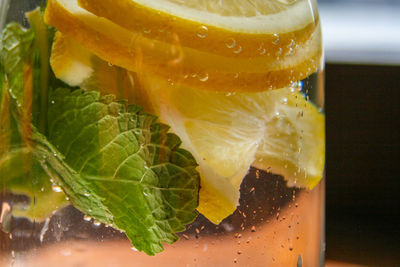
[49,33,325,224]
[45,0,322,92]
[138,76,325,223]
[50,32,146,103]
[78,0,318,58]
[47,1,325,224]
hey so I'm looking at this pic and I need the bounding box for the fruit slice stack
[45,0,325,224]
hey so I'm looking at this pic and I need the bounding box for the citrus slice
[138,76,325,223]
[47,1,325,224]
[50,32,146,104]
[45,0,322,92]
[78,0,318,58]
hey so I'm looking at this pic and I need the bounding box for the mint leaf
[47,88,200,255]
[0,22,34,103]
[1,12,200,255]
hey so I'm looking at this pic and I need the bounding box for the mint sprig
[47,88,200,254]
[0,9,200,255]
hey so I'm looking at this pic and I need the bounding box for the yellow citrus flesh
[137,76,325,223]
[45,0,322,92]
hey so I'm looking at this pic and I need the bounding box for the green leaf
[46,88,200,255]
[0,17,68,221]
[0,22,34,103]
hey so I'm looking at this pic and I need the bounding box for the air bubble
[225,38,236,49]
[276,47,282,57]
[93,220,101,227]
[273,34,280,44]
[83,215,92,221]
[61,250,72,256]
[196,26,208,38]
[51,185,63,193]
[251,226,256,232]
[83,192,90,197]
[131,246,138,252]
[257,44,266,55]
[288,39,295,48]
[281,97,288,104]
[198,72,209,82]
[143,28,151,34]
[233,45,242,54]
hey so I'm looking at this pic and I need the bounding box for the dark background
[325,63,400,266]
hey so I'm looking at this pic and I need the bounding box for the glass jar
[0,0,325,266]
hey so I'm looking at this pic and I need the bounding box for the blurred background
[318,0,400,266]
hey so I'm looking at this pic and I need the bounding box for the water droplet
[273,34,280,44]
[196,26,208,38]
[288,39,295,48]
[225,38,236,49]
[297,254,303,267]
[198,72,209,82]
[235,233,242,239]
[83,215,92,221]
[258,44,266,55]
[52,185,63,193]
[233,45,242,54]
[297,111,304,119]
